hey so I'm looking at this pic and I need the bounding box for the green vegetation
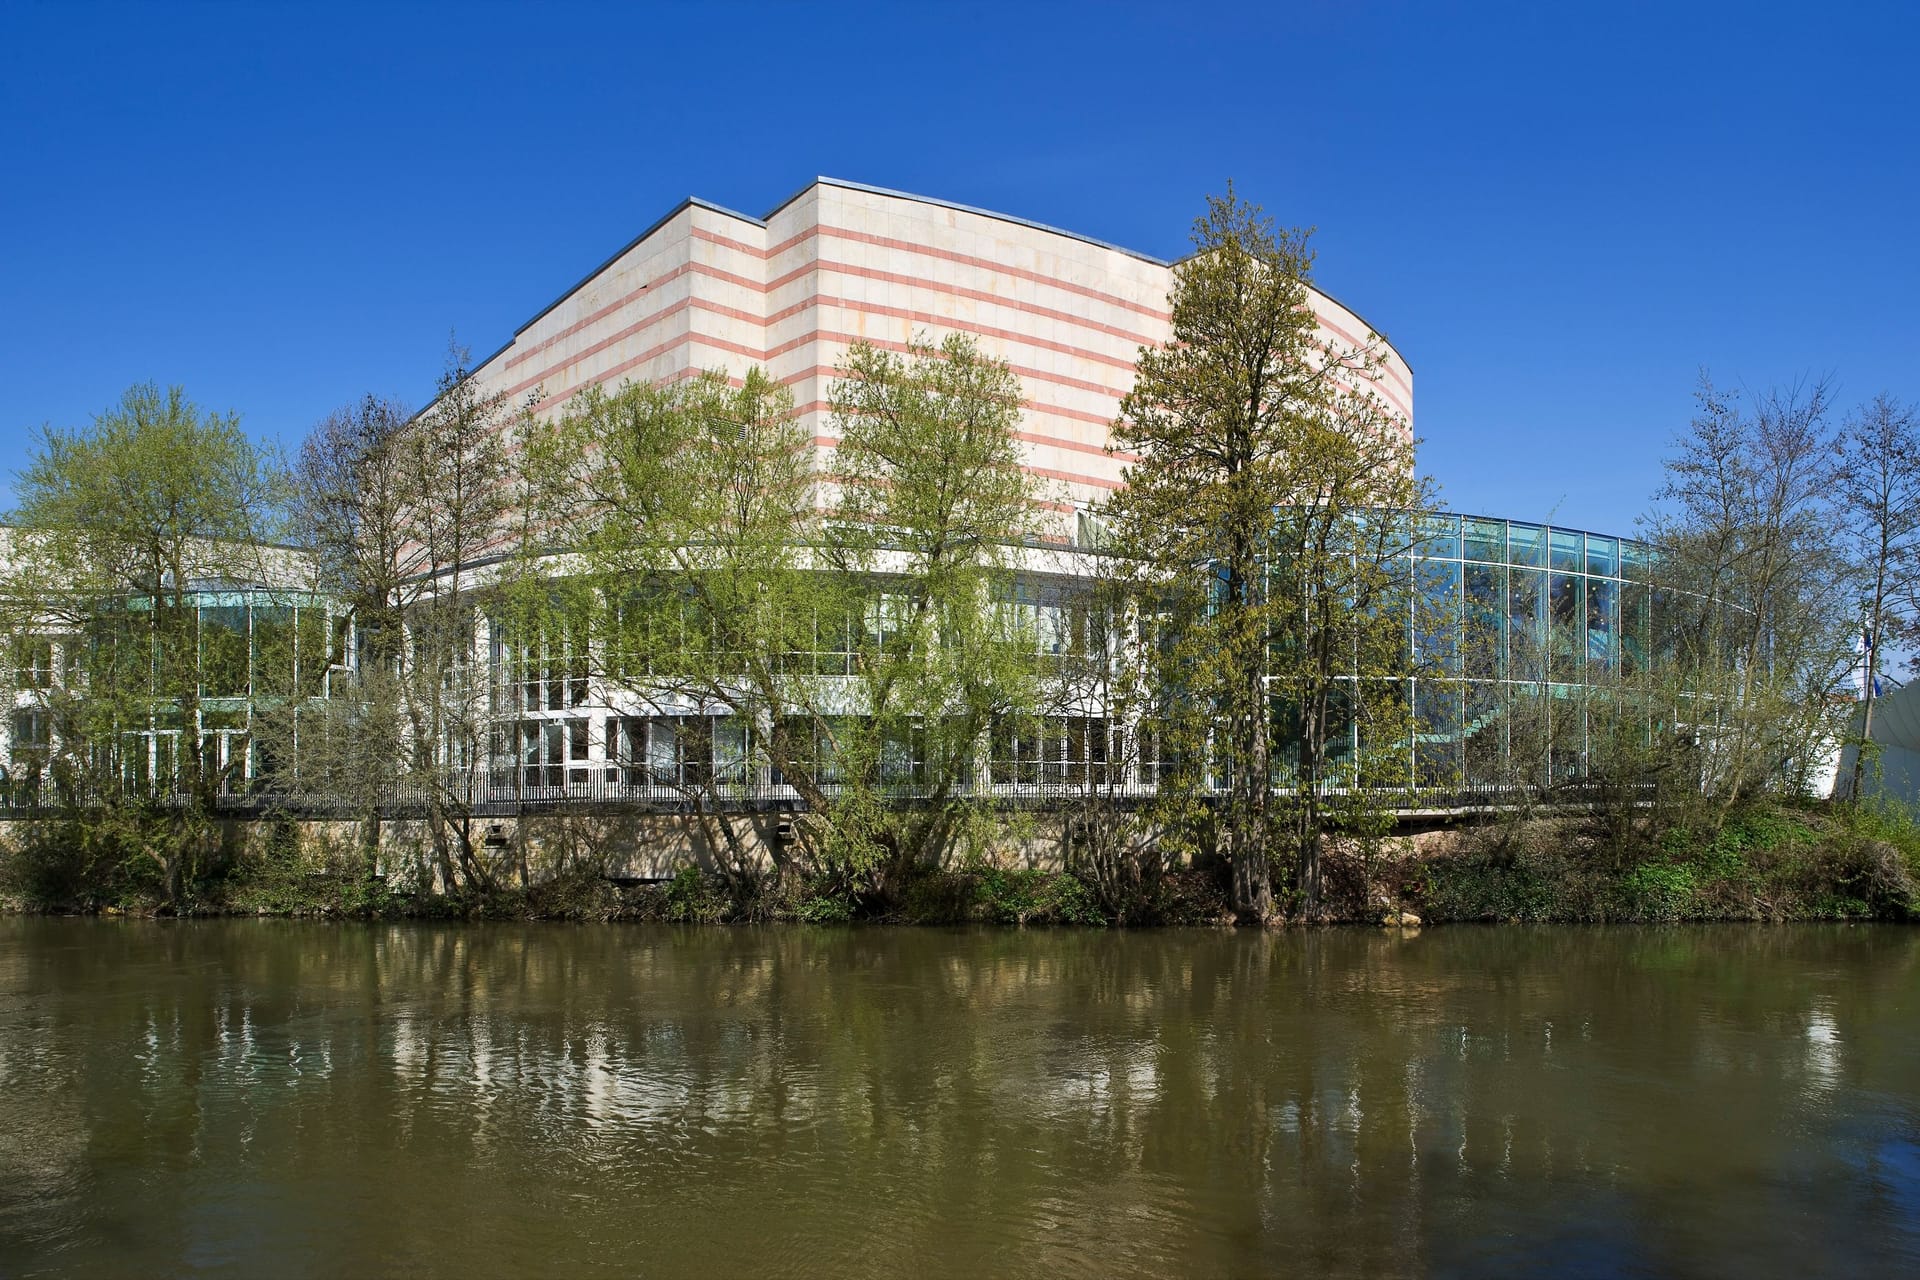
[7,795,1915,926]
[1422,800,1920,924]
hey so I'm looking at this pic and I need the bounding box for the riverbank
[5,799,1918,926]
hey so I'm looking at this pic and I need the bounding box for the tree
[3,383,284,903]
[1045,573,1172,922]
[261,394,416,865]
[400,346,521,893]
[1646,376,1854,818]
[1830,393,1920,800]
[524,367,837,892]
[1105,187,1434,922]
[824,334,1045,897]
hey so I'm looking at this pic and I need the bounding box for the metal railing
[0,767,1628,819]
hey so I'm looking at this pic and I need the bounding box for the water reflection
[2,921,1918,1277]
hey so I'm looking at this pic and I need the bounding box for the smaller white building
[1833,679,1920,808]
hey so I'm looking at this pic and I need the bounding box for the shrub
[663,866,730,924]
[1618,862,1698,922]
[970,868,1105,926]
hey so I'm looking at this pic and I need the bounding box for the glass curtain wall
[22,589,344,797]
[1384,515,1653,795]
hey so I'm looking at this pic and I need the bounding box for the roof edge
[790,177,1173,268]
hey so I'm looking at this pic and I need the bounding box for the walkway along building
[1,180,1664,834]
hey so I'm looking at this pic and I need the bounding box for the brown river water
[1,919,1917,1277]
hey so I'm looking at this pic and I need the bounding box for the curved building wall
[462,178,1414,521]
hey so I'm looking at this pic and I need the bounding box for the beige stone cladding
[461,178,1415,520]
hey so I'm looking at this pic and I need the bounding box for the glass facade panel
[295,608,332,697]
[1323,683,1354,776]
[1462,681,1504,789]
[1507,568,1546,680]
[1550,530,1583,573]
[1413,679,1462,789]
[1417,514,1459,560]
[1356,679,1409,789]
[252,604,294,698]
[1507,523,1548,568]
[201,605,249,698]
[1548,683,1586,784]
[1413,559,1461,675]
[1549,572,1583,681]
[1585,535,1617,577]
[1506,686,1550,789]
[1463,563,1502,679]
[1586,578,1616,672]
[1620,583,1651,675]
[1463,519,1505,563]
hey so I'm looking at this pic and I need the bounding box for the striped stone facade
[464,178,1415,525]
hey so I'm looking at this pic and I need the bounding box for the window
[200,604,249,698]
[1585,535,1617,578]
[568,718,591,785]
[879,720,927,786]
[1506,523,1548,569]
[1586,578,1616,671]
[771,715,848,787]
[501,717,594,789]
[10,708,48,758]
[1417,514,1460,560]
[493,614,592,714]
[991,716,1112,785]
[1507,569,1546,679]
[1463,563,1503,679]
[998,584,1107,665]
[610,716,752,790]
[867,591,915,655]
[1549,572,1583,681]
[13,637,53,690]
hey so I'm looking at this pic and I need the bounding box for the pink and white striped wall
[465,178,1414,518]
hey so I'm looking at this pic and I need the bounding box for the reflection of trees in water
[1,921,1917,1275]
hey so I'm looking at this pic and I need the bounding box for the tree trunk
[426,794,456,894]
[1296,825,1322,916]
[1235,666,1273,924]
[1848,597,1884,803]
[361,811,382,877]
[1849,676,1879,803]
[1233,835,1272,923]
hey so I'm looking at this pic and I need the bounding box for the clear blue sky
[3,1,1915,537]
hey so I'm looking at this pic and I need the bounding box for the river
[1,919,1917,1277]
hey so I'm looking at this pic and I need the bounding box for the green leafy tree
[824,334,1045,897]
[3,383,284,904]
[1105,188,1436,922]
[523,368,838,891]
